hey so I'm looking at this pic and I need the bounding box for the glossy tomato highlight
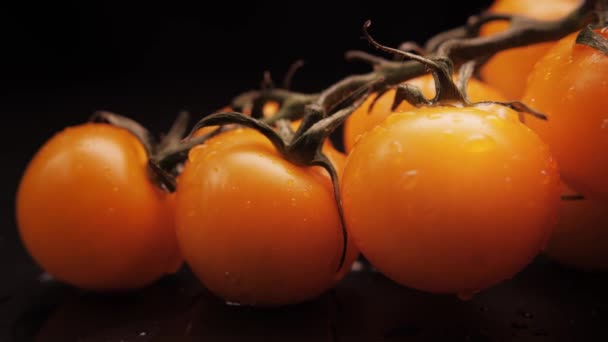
[342,106,560,295]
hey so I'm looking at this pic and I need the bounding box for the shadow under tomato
[7,258,608,342]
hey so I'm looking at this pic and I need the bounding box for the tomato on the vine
[195,101,281,138]
[341,106,560,295]
[343,73,506,152]
[175,127,357,306]
[523,29,608,200]
[480,0,581,100]
[545,184,608,271]
[16,123,182,291]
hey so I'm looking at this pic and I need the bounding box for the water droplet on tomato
[384,114,402,125]
[391,140,403,153]
[107,207,115,214]
[601,119,608,129]
[351,260,364,272]
[427,112,442,120]
[484,114,498,121]
[540,170,551,185]
[544,72,552,81]
[400,170,419,190]
[112,186,119,192]
[466,133,495,153]
[205,150,217,161]
[371,125,388,135]
[290,197,297,207]
[245,200,252,209]
[505,177,513,191]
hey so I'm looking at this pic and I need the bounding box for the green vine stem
[235,0,599,125]
[358,22,552,124]
[576,25,608,54]
[89,111,222,192]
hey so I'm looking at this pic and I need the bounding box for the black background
[0,0,492,258]
[3,2,608,341]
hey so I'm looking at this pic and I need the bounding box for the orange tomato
[343,73,506,152]
[479,0,581,100]
[523,29,608,200]
[16,123,182,291]
[545,184,608,270]
[262,100,280,118]
[342,106,560,295]
[175,128,357,306]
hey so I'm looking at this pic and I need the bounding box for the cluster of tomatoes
[15,0,608,307]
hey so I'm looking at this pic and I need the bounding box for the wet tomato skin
[480,0,582,100]
[545,184,608,271]
[16,123,182,291]
[341,107,560,294]
[343,74,506,152]
[175,128,357,306]
[523,29,608,200]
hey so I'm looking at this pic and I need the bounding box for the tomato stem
[283,59,305,90]
[311,154,348,272]
[362,20,467,107]
[275,119,295,143]
[157,111,190,153]
[576,25,608,55]
[90,111,156,156]
[229,0,598,131]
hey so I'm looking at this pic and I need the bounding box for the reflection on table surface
[3,257,608,341]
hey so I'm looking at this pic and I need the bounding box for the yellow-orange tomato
[480,0,581,100]
[342,106,560,295]
[175,128,357,306]
[16,124,182,291]
[262,100,280,118]
[343,74,506,152]
[545,184,608,270]
[523,29,608,200]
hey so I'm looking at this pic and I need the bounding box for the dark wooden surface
[2,254,607,342]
